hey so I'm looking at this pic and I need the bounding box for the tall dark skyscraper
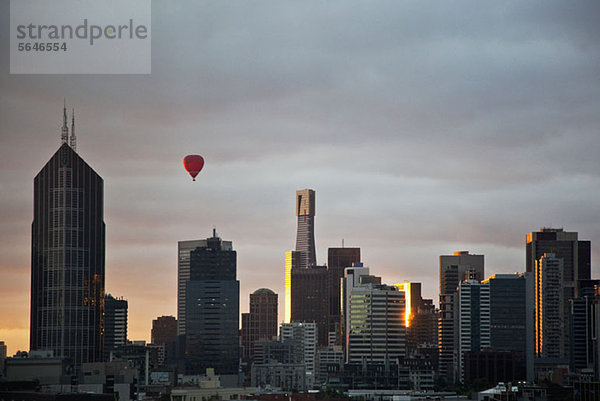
[30,105,105,369]
[527,228,592,363]
[295,189,316,269]
[291,265,329,346]
[327,247,361,344]
[104,294,128,361]
[185,230,239,376]
[482,273,534,383]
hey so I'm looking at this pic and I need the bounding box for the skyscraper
[290,265,329,346]
[284,250,300,323]
[483,274,533,351]
[285,189,329,345]
[526,228,592,364]
[569,280,600,373]
[535,253,566,359]
[569,284,598,372]
[327,247,361,344]
[30,106,105,369]
[347,283,406,364]
[241,288,278,361]
[341,263,371,359]
[438,251,484,382]
[177,239,209,335]
[484,273,534,382]
[104,294,128,361]
[184,230,239,376]
[456,279,490,382]
[295,189,316,269]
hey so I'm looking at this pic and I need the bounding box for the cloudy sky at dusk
[1,1,600,356]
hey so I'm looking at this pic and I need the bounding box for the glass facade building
[348,283,406,364]
[327,247,361,344]
[184,230,239,375]
[104,294,128,361]
[438,251,484,382]
[177,239,210,335]
[30,142,105,369]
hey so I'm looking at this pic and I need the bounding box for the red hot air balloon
[183,155,204,181]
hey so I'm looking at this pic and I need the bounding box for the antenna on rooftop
[61,99,69,144]
[69,108,77,151]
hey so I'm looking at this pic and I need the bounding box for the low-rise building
[251,363,306,391]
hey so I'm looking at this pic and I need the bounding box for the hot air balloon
[183,155,204,181]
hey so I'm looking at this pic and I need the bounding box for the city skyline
[2,1,600,357]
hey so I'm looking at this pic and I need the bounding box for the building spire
[61,99,69,144]
[69,108,77,151]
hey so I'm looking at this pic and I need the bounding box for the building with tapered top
[285,189,329,345]
[295,189,316,269]
[30,104,105,370]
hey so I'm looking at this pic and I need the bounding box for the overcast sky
[1,0,599,355]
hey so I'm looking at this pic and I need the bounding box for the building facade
[535,253,566,359]
[456,279,490,382]
[327,247,361,344]
[284,250,300,323]
[104,294,128,361]
[438,251,484,382]
[178,238,216,335]
[341,263,371,359]
[347,283,406,364]
[280,322,318,388]
[569,279,600,374]
[30,109,105,369]
[527,228,592,366]
[484,273,534,382]
[290,265,329,346]
[241,288,278,361]
[184,230,239,376]
[151,315,177,346]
